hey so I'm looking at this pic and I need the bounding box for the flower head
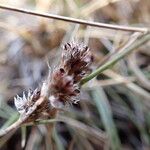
[61,42,93,83]
[48,42,93,107]
[14,89,40,115]
[14,42,93,116]
[49,68,80,106]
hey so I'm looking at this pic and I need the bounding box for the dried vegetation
[0,0,149,150]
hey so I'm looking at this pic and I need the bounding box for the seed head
[14,42,93,117]
[14,89,40,115]
[48,42,93,107]
[49,68,80,106]
[61,42,93,83]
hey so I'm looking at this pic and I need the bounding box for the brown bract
[50,68,80,105]
[61,42,93,83]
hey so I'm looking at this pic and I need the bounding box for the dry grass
[0,0,150,150]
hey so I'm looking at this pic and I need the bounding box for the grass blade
[92,87,121,150]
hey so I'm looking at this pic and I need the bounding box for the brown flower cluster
[49,42,93,107]
[61,42,93,83]
[14,42,93,119]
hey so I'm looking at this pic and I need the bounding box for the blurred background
[0,0,150,150]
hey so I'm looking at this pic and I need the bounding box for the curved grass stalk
[0,4,148,33]
[80,33,150,85]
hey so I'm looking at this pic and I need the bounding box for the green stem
[80,33,150,85]
[1,113,19,129]
[22,118,60,126]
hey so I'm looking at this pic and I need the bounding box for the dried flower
[14,89,40,115]
[48,42,93,107]
[49,68,80,106]
[14,42,93,120]
[61,42,93,83]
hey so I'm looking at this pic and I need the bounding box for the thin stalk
[0,118,23,137]
[22,117,106,142]
[80,33,150,85]
[23,119,60,126]
[0,4,148,33]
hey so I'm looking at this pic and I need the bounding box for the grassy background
[0,0,149,149]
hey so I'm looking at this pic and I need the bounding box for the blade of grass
[3,104,16,116]
[0,97,15,119]
[125,91,150,145]
[1,112,19,129]
[21,126,27,148]
[80,33,150,85]
[0,113,19,147]
[107,86,150,144]
[104,70,150,100]
[0,4,148,33]
[59,116,106,142]
[53,127,65,150]
[0,110,10,119]
[79,0,121,17]
[91,87,121,150]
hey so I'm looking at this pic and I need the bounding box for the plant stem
[80,33,150,85]
[0,4,148,33]
[23,119,60,126]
